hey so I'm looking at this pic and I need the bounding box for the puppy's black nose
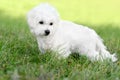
[45,30,50,36]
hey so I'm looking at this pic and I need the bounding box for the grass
[0,0,120,80]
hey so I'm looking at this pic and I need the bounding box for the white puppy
[27,3,117,62]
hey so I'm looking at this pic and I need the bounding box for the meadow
[0,0,120,80]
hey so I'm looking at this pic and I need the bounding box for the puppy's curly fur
[27,3,117,62]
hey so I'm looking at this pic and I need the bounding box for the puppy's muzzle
[44,30,50,36]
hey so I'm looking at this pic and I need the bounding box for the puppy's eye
[39,21,44,24]
[49,22,53,26]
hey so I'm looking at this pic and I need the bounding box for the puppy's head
[27,3,60,37]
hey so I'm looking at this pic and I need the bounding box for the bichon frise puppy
[27,3,117,62]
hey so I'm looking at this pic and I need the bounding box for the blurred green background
[0,0,120,25]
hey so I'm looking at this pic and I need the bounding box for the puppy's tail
[111,53,118,62]
[100,49,117,62]
[96,38,118,62]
